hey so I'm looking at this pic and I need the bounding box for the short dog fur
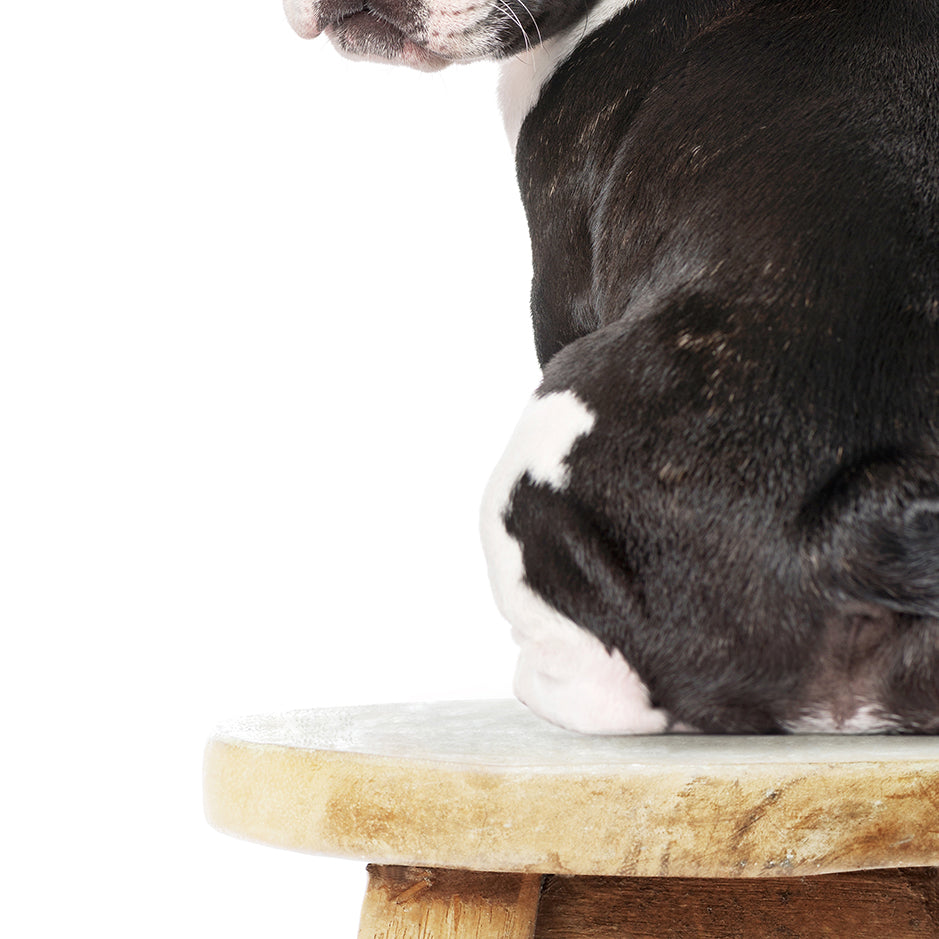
[285,0,939,733]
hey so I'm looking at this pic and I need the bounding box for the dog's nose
[283,0,323,39]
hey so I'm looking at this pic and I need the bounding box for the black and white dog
[285,0,939,734]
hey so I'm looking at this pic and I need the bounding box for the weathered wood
[533,867,939,938]
[357,865,542,939]
[204,700,939,877]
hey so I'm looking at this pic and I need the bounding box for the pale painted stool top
[203,699,939,879]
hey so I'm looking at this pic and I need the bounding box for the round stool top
[203,699,939,878]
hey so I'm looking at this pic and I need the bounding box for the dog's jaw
[326,12,452,70]
[283,0,630,72]
[284,0,502,68]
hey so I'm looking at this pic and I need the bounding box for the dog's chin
[326,14,451,71]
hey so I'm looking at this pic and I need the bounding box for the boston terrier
[284,0,939,733]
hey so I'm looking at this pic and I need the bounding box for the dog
[284,0,939,733]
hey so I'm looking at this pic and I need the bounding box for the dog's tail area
[796,451,939,732]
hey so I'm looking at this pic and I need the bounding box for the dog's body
[287,0,939,733]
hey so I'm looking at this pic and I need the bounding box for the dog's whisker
[579,0,590,43]
[511,0,544,47]
[501,0,532,53]
[496,0,533,56]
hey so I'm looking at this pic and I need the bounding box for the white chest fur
[498,0,637,148]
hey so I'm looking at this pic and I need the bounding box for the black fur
[509,0,939,731]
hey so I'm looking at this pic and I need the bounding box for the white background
[2,1,540,934]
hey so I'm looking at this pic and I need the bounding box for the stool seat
[203,699,939,879]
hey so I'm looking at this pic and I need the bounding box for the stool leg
[357,865,543,939]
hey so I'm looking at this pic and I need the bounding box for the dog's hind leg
[480,388,674,734]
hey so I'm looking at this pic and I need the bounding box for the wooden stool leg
[357,865,543,939]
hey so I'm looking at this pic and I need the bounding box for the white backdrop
[3,1,540,934]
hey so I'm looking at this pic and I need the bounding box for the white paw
[513,611,670,735]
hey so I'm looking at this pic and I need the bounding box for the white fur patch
[422,0,500,59]
[480,391,595,603]
[498,0,638,147]
[512,610,671,734]
[283,0,322,38]
[784,704,899,734]
[480,390,595,629]
[481,390,669,734]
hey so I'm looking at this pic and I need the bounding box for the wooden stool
[204,700,939,937]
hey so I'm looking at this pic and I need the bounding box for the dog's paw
[513,610,672,734]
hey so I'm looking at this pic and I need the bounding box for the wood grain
[358,866,542,939]
[533,867,939,938]
[204,701,939,877]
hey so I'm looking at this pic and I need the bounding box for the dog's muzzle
[284,0,458,70]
